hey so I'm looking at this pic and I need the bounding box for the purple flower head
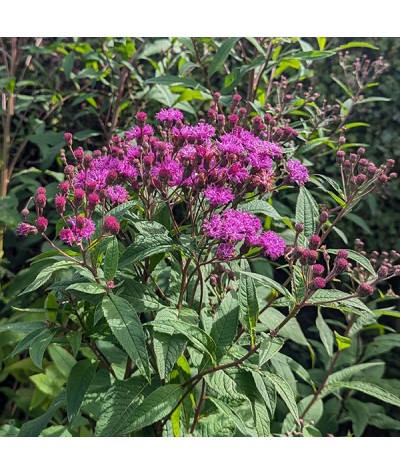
[60,217,96,245]
[217,133,245,155]
[150,157,184,188]
[156,108,184,122]
[258,231,286,260]
[179,123,216,142]
[226,163,250,183]
[286,159,309,185]
[204,186,234,207]
[16,222,38,237]
[216,242,236,261]
[203,209,262,243]
[126,125,154,141]
[106,185,129,204]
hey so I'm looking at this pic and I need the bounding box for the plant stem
[190,379,207,434]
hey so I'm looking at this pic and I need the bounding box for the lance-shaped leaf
[66,360,98,423]
[295,187,319,238]
[119,234,173,268]
[211,290,239,361]
[104,237,119,280]
[147,318,216,362]
[102,294,151,380]
[238,261,258,346]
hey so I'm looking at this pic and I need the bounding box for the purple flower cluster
[59,216,96,246]
[286,159,309,185]
[203,209,285,261]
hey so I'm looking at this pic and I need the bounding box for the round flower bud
[213,92,221,102]
[55,195,66,214]
[35,193,46,208]
[295,222,304,233]
[319,211,329,224]
[36,187,47,196]
[357,283,374,297]
[86,180,97,193]
[83,154,93,167]
[106,280,115,289]
[59,181,70,194]
[106,170,118,185]
[309,277,326,290]
[35,217,48,232]
[377,266,389,278]
[74,147,84,161]
[136,111,147,124]
[232,94,242,104]
[386,158,395,169]
[335,258,349,273]
[64,133,73,146]
[20,208,30,219]
[339,136,346,145]
[312,264,325,276]
[73,188,86,206]
[355,174,367,186]
[88,193,100,210]
[103,216,120,235]
[337,250,348,259]
[308,234,321,250]
[64,165,75,179]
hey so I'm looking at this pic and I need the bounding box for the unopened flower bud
[319,211,329,224]
[309,277,326,290]
[73,188,85,206]
[64,133,73,146]
[335,258,349,273]
[312,264,325,276]
[106,170,118,185]
[103,216,120,235]
[35,217,48,232]
[64,165,75,179]
[20,208,30,219]
[309,234,321,250]
[136,111,147,124]
[355,174,367,186]
[339,136,346,145]
[295,222,304,233]
[357,283,374,297]
[106,280,115,289]
[337,250,348,259]
[35,193,46,208]
[87,193,100,210]
[36,187,47,196]
[377,266,389,278]
[16,222,38,237]
[55,195,66,214]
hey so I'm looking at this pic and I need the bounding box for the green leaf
[95,375,151,436]
[307,289,374,316]
[238,270,293,299]
[238,199,282,220]
[328,249,376,276]
[335,41,379,51]
[153,332,186,380]
[66,360,98,423]
[323,380,400,408]
[28,327,57,369]
[208,396,256,436]
[10,327,54,360]
[262,372,299,422]
[259,335,284,367]
[258,307,308,347]
[0,321,46,334]
[66,283,105,295]
[209,38,240,77]
[331,75,352,97]
[148,318,216,362]
[334,331,352,351]
[104,237,119,280]
[316,310,334,357]
[317,37,326,51]
[325,362,385,386]
[251,397,271,437]
[66,332,82,357]
[238,261,258,346]
[18,393,66,437]
[119,234,173,268]
[48,344,77,378]
[121,279,165,312]
[211,290,239,361]
[21,261,79,295]
[295,187,319,238]
[102,294,151,380]
[123,384,183,434]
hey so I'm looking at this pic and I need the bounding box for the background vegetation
[1,37,400,437]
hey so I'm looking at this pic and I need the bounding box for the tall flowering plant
[6,93,400,437]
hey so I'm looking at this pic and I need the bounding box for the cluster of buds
[336,138,397,198]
